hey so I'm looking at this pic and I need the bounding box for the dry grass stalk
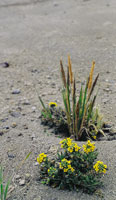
[68,55,73,84]
[88,61,95,90]
[89,74,99,99]
[60,60,66,88]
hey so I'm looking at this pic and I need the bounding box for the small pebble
[0,131,4,136]
[10,111,21,118]
[23,124,28,129]
[18,133,23,137]
[15,175,21,180]
[32,106,36,112]
[11,122,17,128]
[0,62,9,68]
[23,100,30,105]
[19,179,25,186]
[7,153,15,159]
[12,89,21,94]
[34,162,39,166]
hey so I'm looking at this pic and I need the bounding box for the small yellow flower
[93,136,97,140]
[64,168,68,172]
[68,147,73,153]
[48,167,56,177]
[37,153,47,164]
[93,161,107,174]
[74,143,81,152]
[67,138,72,146]
[71,167,75,172]
[83,140,95,154]
[49,102,57,108]
[68,165,71,169]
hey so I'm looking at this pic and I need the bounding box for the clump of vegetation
[39,56,105,140]
[37,138,107,194]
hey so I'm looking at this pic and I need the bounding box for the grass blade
[4,180,10,200]
[1,184,4,200]
[39,96,46,111]
[72,79,76,135]
[88,74,99,101]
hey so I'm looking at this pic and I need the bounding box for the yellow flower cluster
[59,158,75,173]
[49,102,57,108]
[83,140,95,154]
[60,138,81,153]
[37,153,47,164]
[48,167,56,178]
[60,138,72,148]
[93,161,107,174]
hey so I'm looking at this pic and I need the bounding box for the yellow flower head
[49,102,57,108]
[64,168,68,172]
[74,143,81,152]
[68,147,73,153]
[67,138,72,146]
[93,161,107,174]
[37,153,47,164]
[93,136,97,140]
[48,167,56,177]
[71,167,75,172]
[60,138,72,149]
[83,140,95,154]
[59,158,75,173]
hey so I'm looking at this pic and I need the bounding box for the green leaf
[1,184,4,200]
[4,179,10,200]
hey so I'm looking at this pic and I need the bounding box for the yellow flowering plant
[37,138,107,193]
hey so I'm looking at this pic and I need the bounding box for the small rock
[7,153,15,159]
[23,124,28,129]
[34,162,39,166]
[19,179,25,186]
[46,75,51,79]
[10,111,21,118]
[103,88,111,92]
[41,93,46,97]
[51,83,56,88]
[0,62,9,68]
[31,133,36,140]
[12,89,21,94]
[23,100,30,105]
[0,117,8,122]
[18,133,23,137]
[32,106,36,112]
[15,175,21,180]
[0,131,4,136]
[3,126,9,130]
[25,173,31,182]
[11,122,17,128]
[102,99,108,104]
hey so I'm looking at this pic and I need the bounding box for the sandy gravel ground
[0,0,116,199]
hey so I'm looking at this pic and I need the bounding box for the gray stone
[15,175,21,180]
[19,179,25,186]
[10,111,21,118]
[12,89,21,94]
